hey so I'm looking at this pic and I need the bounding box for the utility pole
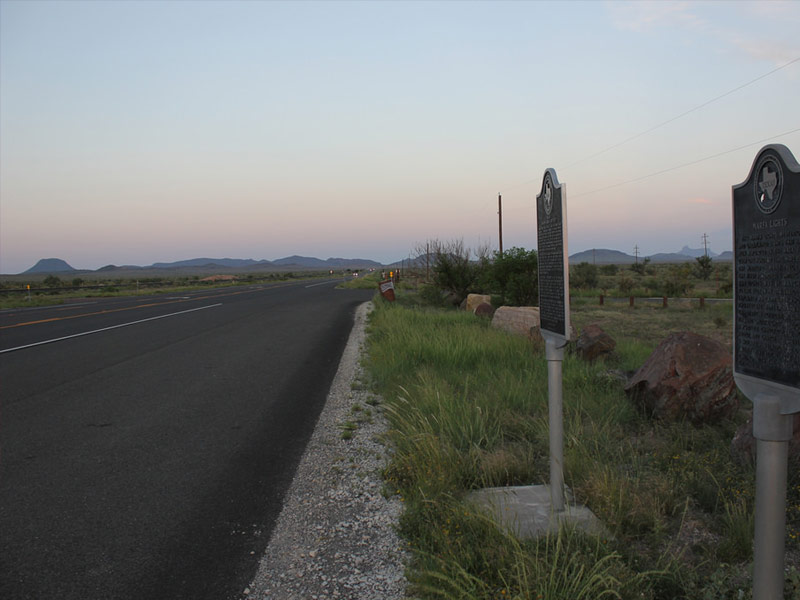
[426,241,430,282]
[633,244,640,264]
[498,194,503,255]
[702,233,709,257]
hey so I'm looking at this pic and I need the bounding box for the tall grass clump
[366,297,795,599]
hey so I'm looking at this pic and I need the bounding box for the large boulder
[624,332,738,424]
[466,294,492,313]
[576,324,616,361]
[491,307,540,340]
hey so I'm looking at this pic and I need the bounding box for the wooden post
[629,296,634,307]
[599,294,604,305]
[663,296,668,308]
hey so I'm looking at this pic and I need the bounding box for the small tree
[694,255,713,280]
[630,257,650,275]
[43,275,62,287]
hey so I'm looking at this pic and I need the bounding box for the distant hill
[149,258,269,269]
[324,257,383,269]
[272,255,330,268]
[716,251,733,262]
[679,245,718,258]
[568,249,635,264]
[272,255,381,269]
[648,253,696,263]
[24,258,77,274]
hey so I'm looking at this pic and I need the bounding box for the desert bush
[572,262,599,289]
[428,239,489,304]
[660,263,695,297]
[600,264,619,275]
[617,273,635,294]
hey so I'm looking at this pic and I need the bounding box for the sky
[1,0,799,274]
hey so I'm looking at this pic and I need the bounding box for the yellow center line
[0,283,297,330]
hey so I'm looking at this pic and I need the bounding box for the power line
[571,126,800,199]
[495,56,799,197]
[565,56,800,169]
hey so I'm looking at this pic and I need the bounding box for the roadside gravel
[242,301,408,600]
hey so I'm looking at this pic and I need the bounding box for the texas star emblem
[543,178,553,216]
[754,157,782,214]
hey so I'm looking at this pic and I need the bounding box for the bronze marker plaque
[733,144,800,389]
[537,169,570,340]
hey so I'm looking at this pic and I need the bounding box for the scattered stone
[466,294,492,313]
[244,302,407,599]
[575,324,616,361]
[624,331,738,424]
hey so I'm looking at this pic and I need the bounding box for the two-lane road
[0,280,373,599]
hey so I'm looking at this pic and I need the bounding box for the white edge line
[305,280,338,288]
[0,303,223,354]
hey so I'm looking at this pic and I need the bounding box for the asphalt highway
[0,280,374,599]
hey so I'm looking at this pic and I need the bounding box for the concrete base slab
[467,484,608,540]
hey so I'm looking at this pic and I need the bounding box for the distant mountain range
[20,256,382,275]
[18,246,732,275]
[568,247,732,265]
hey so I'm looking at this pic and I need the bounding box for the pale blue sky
[2,0,799,273]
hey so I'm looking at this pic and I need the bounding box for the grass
[365,292,799,599]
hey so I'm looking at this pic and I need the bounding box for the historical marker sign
[537,168,570,341]
[733,144,800,394]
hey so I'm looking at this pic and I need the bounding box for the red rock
[576,324,616,361]
[474,302,495,318]
[624,332,738,424]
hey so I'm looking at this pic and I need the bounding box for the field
[0,270,335,309]
[362,290,799,600]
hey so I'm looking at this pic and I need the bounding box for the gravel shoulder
[242,301,408,600]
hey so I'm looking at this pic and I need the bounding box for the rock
[576,324,616,361]
[491,306,540,340]
[731,412,800,466]
[474,302,495,318]
[624,332,738,424]
[466,294,492,313]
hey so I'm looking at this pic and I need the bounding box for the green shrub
[486,247,538,306]
[600,264,619,276]
[572,262,599,290]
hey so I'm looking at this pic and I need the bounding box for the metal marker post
[752,395,792,600]
[732,144,800,599]
[545,335,566,511]
[536,168,570,513]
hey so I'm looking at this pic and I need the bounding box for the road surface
[0,280,373,599]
